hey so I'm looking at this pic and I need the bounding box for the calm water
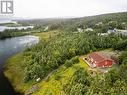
[0,35,39,66]
[0,35,39,95]
[0,26,34,32]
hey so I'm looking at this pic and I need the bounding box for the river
[0,35,39,95]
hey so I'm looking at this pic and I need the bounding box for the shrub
[64,56,79,68]
[119,51,127,64]
[71,56,79,63]
[65,60,73,67]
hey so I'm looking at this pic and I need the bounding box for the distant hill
[16,12,127,31]
[18,12,127,24]
[78,11,127,24]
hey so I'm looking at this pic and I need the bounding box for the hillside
[4,12,127,95]
[18,12,127,27]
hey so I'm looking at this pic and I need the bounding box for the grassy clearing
[32,57,89,95]
[33,30,59,40]
[33,66,75,95]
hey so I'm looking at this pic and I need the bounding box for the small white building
[85,28,93,32]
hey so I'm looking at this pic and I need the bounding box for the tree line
[22,31,126,82]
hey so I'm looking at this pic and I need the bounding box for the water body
[0,26,34,32]
[0,35,39,95]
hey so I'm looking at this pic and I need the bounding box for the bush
[64,56,79,68]
[114,40,127,50]
[119,51,127,64]
[71,56,79,63]
[65,60,73,67]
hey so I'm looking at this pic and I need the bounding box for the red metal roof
[89,52,113,64]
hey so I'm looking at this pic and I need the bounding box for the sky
[13,0,127,18]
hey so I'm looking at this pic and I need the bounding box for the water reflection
[0,35,39,66]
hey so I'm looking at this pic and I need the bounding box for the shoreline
[0,35,39,94]
[3,30,59,94]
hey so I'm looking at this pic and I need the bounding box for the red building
[85,52,114,68]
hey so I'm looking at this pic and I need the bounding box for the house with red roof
[83,52,114,68]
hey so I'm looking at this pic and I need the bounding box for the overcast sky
[14,0,127,18]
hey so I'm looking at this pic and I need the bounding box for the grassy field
[33,30,59,41]
[32,57,89,95]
